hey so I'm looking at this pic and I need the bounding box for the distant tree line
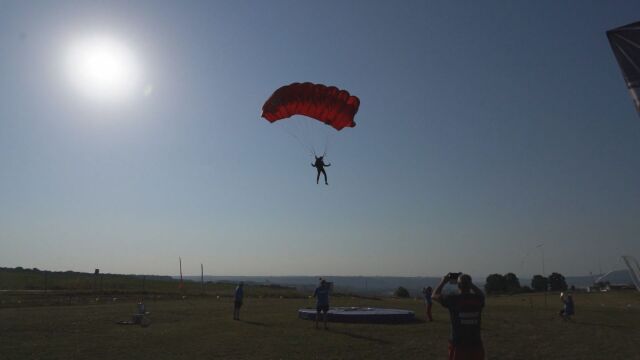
[484,272,568,294]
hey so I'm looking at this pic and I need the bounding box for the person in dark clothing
[233,282,244,320]
[313,279,331,329]
[433,273,485,360]
[423,286,434,321]
[311,156,330,185]
[559,293,574,320]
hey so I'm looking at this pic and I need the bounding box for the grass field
[1,290,639,359]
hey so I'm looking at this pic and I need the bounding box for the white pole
[179,257,184,291]
[536,244,547,307]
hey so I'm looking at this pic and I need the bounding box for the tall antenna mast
[179,257,184,290]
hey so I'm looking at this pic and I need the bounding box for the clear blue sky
[1,0,639,278]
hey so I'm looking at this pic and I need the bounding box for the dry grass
[1,291,639,359]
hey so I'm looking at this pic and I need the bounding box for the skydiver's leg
[316,170,321,184]
[321,169,328,185]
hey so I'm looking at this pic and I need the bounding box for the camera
[448,272,462,281]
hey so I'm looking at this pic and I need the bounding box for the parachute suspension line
[263,114,338,161]
[318,124,333,159]
[297,115,322,159]
[258,115,315,157]
[318,131,334,162]
[322,132,332,158]
[279,122,315,157]
[298,115,318,157]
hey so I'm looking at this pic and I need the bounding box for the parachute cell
[261,82,360,131]
[607,21,640,115]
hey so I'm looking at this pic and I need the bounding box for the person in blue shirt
[559,293,574,321]
[313,279,330,329]
[233,282,244,321]
[433,273,485,360]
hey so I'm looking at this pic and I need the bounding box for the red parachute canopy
[261,82,360,131]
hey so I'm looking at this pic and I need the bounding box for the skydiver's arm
[470,283,484,297]
[311,163,316,167]
[432,275,449,304]
[325,163,331,167]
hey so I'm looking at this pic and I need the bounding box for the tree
[394,286,410,298]
[485,274,506,294]
[531,275,548,292]
[504,273,521,291]
[548,272,567,292]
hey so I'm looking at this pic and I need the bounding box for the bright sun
[65,35,142,103]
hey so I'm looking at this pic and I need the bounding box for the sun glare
[65,35,141,103]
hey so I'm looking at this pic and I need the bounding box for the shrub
[394,286,410,298]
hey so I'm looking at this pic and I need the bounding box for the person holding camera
[433,273,485,360]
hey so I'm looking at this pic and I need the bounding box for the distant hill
[4,266,634,295]
[0,266,176,291]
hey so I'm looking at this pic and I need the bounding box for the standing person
[134,298,146,324]
[559,293,574,321]
[313,279,330,329]
[233,282,244,321]
[423,286,434,321]
[311,156,331,185]
[433,273,485,360]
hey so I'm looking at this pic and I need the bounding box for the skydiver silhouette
[311,156,330,185]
